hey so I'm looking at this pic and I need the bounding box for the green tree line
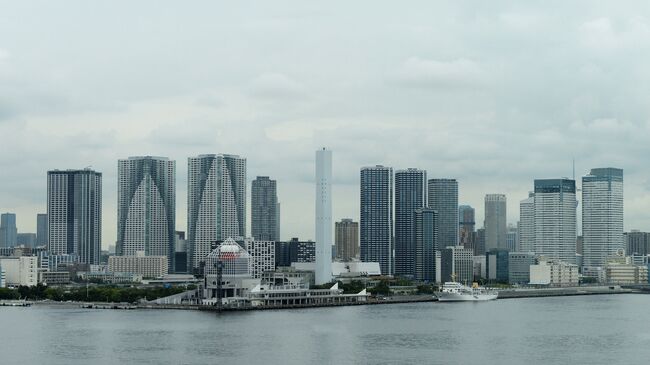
[0,285,189,303]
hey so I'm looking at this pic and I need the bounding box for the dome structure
[205,238,251,277]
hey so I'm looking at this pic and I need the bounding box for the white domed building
[203,238,258,303]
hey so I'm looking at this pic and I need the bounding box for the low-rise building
[39,271,70,285]
[605,255,649,284]
[108,252,168,278]
[0,265,5,287]
[78,271,143,284]
[529,258,578,287]
[508,252,536,285]
[0,256,38,287]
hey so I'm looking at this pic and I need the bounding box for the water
[2,295,650,365]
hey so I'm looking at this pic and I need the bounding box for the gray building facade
[428,179,459,249]
[251,176,279,242]
[414,208,438,282]
[117,156,175,272]
[0,213,17,248]
[47,169,102,265]
[36,213,47,247]
[395,168,427,278]
[360,166,394,276]
[484,194,507,251]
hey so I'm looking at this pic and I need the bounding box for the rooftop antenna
[572,158,575,181]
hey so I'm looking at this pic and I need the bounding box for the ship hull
[436,293,498,302]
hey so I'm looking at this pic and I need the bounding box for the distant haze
[1,1,650,247]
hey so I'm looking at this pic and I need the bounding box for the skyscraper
[187,154,246,272]
[582,168,624,271]
[484,194,507,251]
[36,214,47,247]
[427,179,458,249]
[459,205,475,252]
[335,219,359,261]
[117,156,175,272]
[0,213,17,248]
[251,176,279,242]
[395,168,426,278]
[315,148,332,284]
[534,179,577,264]
[519,192,535,252]
[414,208,438,282]
[360,165,393,276]
[47,169,102,264]
[506,224,518,252]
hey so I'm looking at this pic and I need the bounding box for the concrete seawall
[497,286,638,299]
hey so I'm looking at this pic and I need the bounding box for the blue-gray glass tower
[117,156,175,272]
[428,179,458,249]
[47,169,102,264]
[0,213,17,248]
[414,208,438,282]
[360,166,393,276]
[582,168,623,270]
[251,176,279,242]
[395,168,426,278]
[36,213,47,246]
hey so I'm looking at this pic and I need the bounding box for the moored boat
[435,282,498,302]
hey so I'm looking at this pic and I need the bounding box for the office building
[486,248,509,283]
[36,213,47,246]
[16,233,37,247]
[360,165,393,276]
[245,238,276,279]
[519,192,535,253]
[108,252,169,278]
[625,231,650,256]
[474,228,486,256]
[428,179,458,249]
[604,255,648,284]
[506,224,518,252]
[0,213,17,248]
[484,194,507,251]
[534,179,577,264]
[117,156,175,272]
[582,168,624,271]
[440,246,473,284]
[459,205,475,252]
[315,148,332,284]
[414,208,438,282]
[508,252,536,284]
[47,169,102,265]
[335,219,359,261]
[529,258,579,287]
[0,256,38,287]
[187,154,246,272]
[275,238,316,267]
[251,176,279,242]
[175,231,188,274]
[395,168,426,277]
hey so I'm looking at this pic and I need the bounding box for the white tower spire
[315,148,332,284]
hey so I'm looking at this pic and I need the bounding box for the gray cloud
[2,1,650,244]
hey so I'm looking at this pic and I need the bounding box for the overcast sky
[2,1,650,247]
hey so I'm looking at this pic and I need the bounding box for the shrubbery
[0,284,188,303]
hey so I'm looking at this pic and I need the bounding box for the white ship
[436,282,498,302]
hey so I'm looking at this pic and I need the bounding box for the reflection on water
[2,295,650,365]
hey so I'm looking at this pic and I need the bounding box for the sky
[2,1,650,248]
